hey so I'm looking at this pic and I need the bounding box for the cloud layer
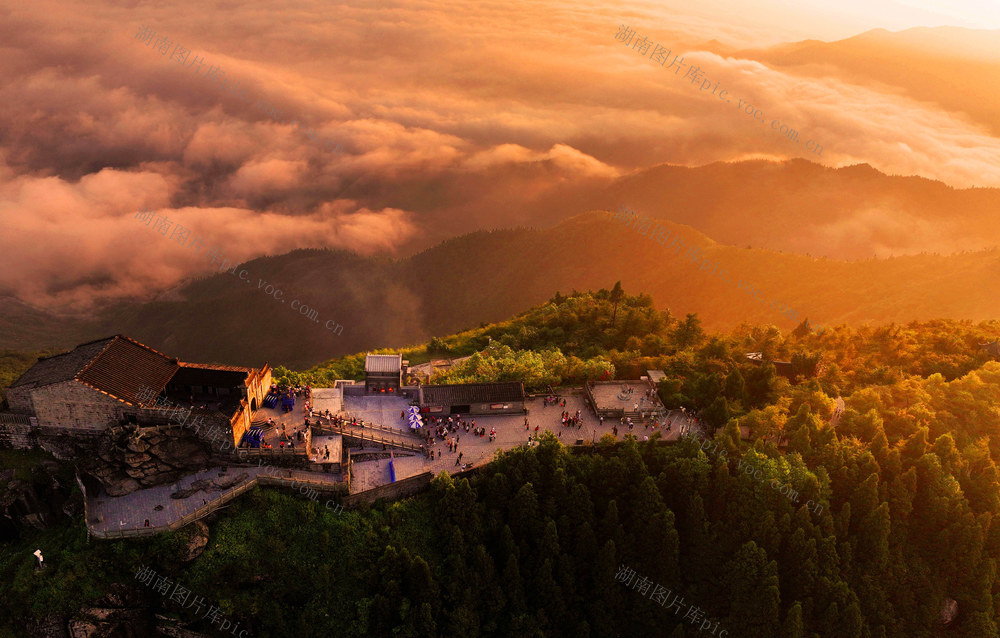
[1,0,999,310]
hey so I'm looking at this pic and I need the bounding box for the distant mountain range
[589,159,1000,261]
[8,27,1000,368]
[5,207,1000,369]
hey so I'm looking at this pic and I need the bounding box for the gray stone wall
[5,385,35,415]
[469,400,525,415]
[0,421,35,450]
[342,471,433,508]
[31,381,123,430]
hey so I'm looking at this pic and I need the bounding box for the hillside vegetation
[4,292,1000,636]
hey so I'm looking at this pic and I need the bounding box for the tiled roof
[365,353,402,374]
[10,335,179,407]
[76,336,180,406]
[178,362,255,373]
[10,337,115,389]
[420,382,525,405]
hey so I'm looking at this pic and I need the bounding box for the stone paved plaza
[256,386,701,490]
[364,390,701,484]
[86,386,702,533]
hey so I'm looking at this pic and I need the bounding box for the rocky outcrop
[29,584,153,637]
[178,521,210,562]
[29,615,69,637]
[171,473,249,499]
[0,458,77,539]
[1,477,71,531]
[154,618,214,637]
[81,428,216,497]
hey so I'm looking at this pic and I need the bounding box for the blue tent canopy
[242,426,265,448]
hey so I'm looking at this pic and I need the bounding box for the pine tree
[782,601,805,638]
[723,541,782,636]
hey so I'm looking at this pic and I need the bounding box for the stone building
[979,341,1000,358]
[417,382,525,415]
[745,352,796,381]
[364,353,407,395]
[1,335,271,454]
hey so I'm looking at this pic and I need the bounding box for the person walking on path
[455,452,463,466]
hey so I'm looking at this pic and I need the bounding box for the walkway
[317,420,423,452]
[86,464,344,539]
[88,389,699,533]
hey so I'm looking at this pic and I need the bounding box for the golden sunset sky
[0,0,998,309]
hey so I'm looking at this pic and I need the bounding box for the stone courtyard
[83,384,702,535]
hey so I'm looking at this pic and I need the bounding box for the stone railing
[87,470,345,539]
[342,471,433,508]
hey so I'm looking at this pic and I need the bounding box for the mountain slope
[588,160,1000,261]
[46,211,998,369]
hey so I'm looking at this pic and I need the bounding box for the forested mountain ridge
[7,210,1000,370]
[4,292,1000,635]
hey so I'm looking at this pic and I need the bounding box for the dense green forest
[4,287,1000,636]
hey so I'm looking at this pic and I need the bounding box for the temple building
[417,381,525,415]
[364,353,406,395]
[1,335,270,452]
